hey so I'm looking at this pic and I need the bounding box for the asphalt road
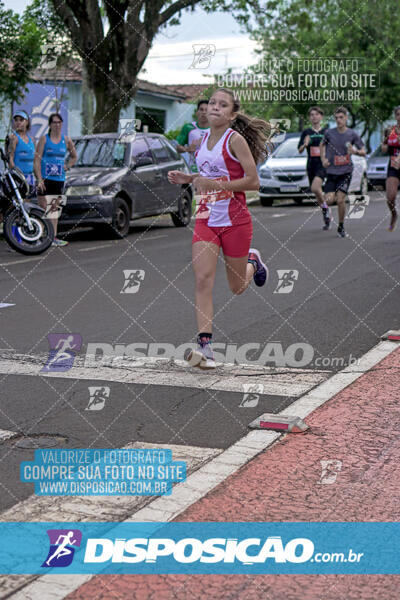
[0,191,398,512]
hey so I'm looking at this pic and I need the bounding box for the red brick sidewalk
[67,348,400,600]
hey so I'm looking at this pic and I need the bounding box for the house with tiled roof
[1,62,203,141]
[163,84,211,103]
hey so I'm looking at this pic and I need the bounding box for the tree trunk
[81,63,94,134]
[92,82,135,133]
[49,0,202,132]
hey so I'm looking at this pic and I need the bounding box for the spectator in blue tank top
[34,113,77,247]
[8,110,36,197]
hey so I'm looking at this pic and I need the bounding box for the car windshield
[75,139,127,167]
[272,138,302,158]
[369,145,388,158]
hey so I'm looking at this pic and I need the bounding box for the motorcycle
[0,148,54,254]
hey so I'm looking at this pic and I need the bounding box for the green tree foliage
[0,1,42,103]
[244,0,400,147]
[27,0,265,133]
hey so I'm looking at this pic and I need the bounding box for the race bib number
[390,156,400,169]
[45,163,63,178]
[334,154,350,166]
[387,132,400,146]
[194,195,212,219]
[310,146,320,157]
[25,173,35,187]
[198,176,233,203]
[194,177,233,219]
[195,176,233,219]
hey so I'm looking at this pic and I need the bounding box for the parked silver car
[366,145,389,190]
[259,136,368,207]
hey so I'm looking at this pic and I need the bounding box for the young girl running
[168,88,271,369]
[382,105,400,232]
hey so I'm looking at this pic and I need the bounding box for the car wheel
[170,189,192,227]
[260,196,274,207]
[293,198,303,205]
[97,197,130,239]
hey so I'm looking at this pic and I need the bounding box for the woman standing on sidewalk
[381,105,400,232]
[8,110,36,197]
[34,113,77,246]
[168,88,271,369]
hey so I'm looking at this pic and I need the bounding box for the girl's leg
[221,222,264,294]
[192,240,220,333]
[386,176,398,230]
[224,254,255,295]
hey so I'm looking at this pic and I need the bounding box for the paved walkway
[66,347,400,600]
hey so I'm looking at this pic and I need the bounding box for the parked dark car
[60,132,192,237]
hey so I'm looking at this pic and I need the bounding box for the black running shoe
[337,226,348,238]
[248,248,269,287]
[322,206,331,230]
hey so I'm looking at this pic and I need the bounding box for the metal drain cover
[10,435,67,449]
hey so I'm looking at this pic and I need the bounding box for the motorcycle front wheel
[3,208,54,255]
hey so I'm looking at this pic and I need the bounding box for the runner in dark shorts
[298,106,329,229]
[381,105,400,232]
[320,107,366,238]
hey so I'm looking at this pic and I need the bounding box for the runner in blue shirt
[34,113,77,246]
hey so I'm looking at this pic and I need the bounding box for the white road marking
[78,244,113,252]
[137,234,167,241]
[0,258,41,267]
[0,443,222,599]
[0,304,15,309]
[0,429,17,442]
[8,340,397,600]
[0,352,329,398]
[77,235,166,252]
[0,443,221,522]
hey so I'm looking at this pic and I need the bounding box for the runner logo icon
[39,43,61,70]
[347,195,370,219]
[239,383,264,408]
[269,119,291,144]
[86,386,110,411]
[190,44,216,69]
[119,118,141,137]
[274,270,299,294]
[42,529,82,567]
[318,459,343,485]
[121,270,145,294]
[41,334,82,372]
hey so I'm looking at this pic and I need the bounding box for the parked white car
[259,135,368,207]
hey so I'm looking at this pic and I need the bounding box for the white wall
[166,100,196,132]
[66,82,83,137]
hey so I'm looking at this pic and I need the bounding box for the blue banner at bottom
[0,522,399,574]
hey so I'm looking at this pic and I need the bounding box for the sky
[4,1,259,84]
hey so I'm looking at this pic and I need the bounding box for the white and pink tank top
[194,128,250,227]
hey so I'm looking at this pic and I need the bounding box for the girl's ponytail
[231,112,272,164]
